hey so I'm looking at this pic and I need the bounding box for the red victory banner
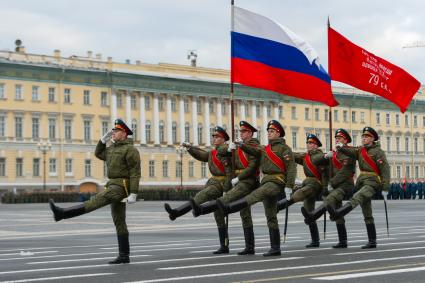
[328,26,421,113]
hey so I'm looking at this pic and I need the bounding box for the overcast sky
[0,0,424,84]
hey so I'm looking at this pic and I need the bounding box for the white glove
[335,142,344,149]
[231,177,239,186]
[127,193,137,204]
[284,187,292,197]
[181,141,191,148]
[235,138,243,145]
[228,142,237,152]
[100,130,113,144]
[325,151,334,159]
[381,191,388,199]
[327,184,333,191]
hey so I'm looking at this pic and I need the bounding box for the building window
[386,136,391,152]
[278,105,283,118]
[184,98,189,113]
[171,97,177,112]
[415,166,419,179]
[209,101,214,114]
[291,106,297,119]
[64,119,72,140]
[101,121,109,136]
[131,120,137,139]
[101,91,108,106]
[334,110,339,121]
[84,120,91,142]
[376,113,381,124]
[245,104,250,117]
[405,114,409,127]
[267,105,271,117]
[406,165,411,178]
[314,109,320,121]
[189,161,194,177]
[0,158,5,176]
[83,159,91,177]
[145,95,151,110]
[159,121,164,143]
[83,90,91,105]
[0,83,5,99]
[197,99,202,114]
[149,160,155,177]
[351,111,356,123]
[0,116,5,137]
[185,123,190,142]
[360,111,365,123]
[396,165,401,179]
[15,116,23,139]
[386,113,391,126]
[395,114,400,126]
[396,137,400,153]
[324,109,329,121]
[343,110,348,122]
[64,88,71,103]
[131,95,137,110]
[172,122,177,144]
[414,115,418,127]
[305,108,311,120]
[414,137,418,153]
[256,104,261,117]
[352,134,357,147]
[15,84,23,100]
[49,158,57,174]
[162,160,168,177]
[201,162,207,178]
[48,87,55,102]
[32,118,39,139]
[158,96,164,111]
[145,121,151,143]
[176,160,182,178]
[48,118,56,140]
[33,158,40,177]
[198,124,203,144]
[292,131,297,149]
[65,159,72,174]
[16,158,23,177]
[405,137,409,153]
[116,93,122,108]
[32,86,39,101]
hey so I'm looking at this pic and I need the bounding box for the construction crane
[402,41,425,49]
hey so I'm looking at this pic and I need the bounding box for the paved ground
[1,200,425,283]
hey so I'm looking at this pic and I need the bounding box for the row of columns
[110,90,280,146]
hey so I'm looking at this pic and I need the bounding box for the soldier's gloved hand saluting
[227,142,238,152]
[181,141,191,148]
[127,193,137,204]
[101,130,113,144]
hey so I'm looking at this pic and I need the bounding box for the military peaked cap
[212,126,230,141]
[267,120,285,137]
[335,128,352,143]
[306,133,322,147]
[362,126,379,141]
[239,120,257,132]
[113,118,133,135]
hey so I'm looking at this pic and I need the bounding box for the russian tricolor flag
[231,6,338,107]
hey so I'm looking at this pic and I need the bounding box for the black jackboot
[301,205,326,224]
[327,203,353,220]
[263,228,281,256]
[305,222,320,248]
[190,199,218,217]
[217,198,248,215]
[333,223,348,248]
[276,198,294,212]
[109,234,130,264]
[361,223,377,249]
[49,199,86,222]
[237,226,255,255]
[164,201,192,221]
[213,227,229,254]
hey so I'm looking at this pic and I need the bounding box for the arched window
[172,122,177,144]
[159,120,164,143]
[145,120,151,143]
[184,122,190,142]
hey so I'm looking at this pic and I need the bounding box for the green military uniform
[277,134,327,248]
[217,120,296,256]
[49,119,141,264]
[329,127,390,249]
[302,128,356,249]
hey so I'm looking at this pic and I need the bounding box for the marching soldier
[276,134,328,248]
[302,129,356,248]
[49,119,141,264]
[164,126,231,254]
[217,120,296,256]
[190,121,260,255]
[328,126,390,249]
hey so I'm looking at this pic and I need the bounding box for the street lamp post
[38,140,51,191]
[176,146,186,190]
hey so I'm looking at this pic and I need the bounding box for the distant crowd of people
[388,180,425,199]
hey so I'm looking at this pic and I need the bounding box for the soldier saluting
[190,121,260,255]
[328,126,390,249]
[302,128,356,248]
[217,120,296,256]
[49,119,141,264]
[275,134,328,248]
[164,126,231,254]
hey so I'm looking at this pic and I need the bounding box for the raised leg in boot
[109,234,130,264]
[238,226,255,255]
[302,204,326,224]
[49,199,86,222]
[276,198,294,212]
[213,227,229,254]
[328,202,353,220]
[305,222,320,248]
[333,223,348,248]
[217,198,248,215]
[191,199,218,217]
[164,201,192,221]
[361,223,377,249]
[263,228,281,256]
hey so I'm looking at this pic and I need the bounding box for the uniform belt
[360,171,381,182]
[264,173,285,183]
[211,176,226,181]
